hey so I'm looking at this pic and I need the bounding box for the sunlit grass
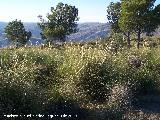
[0,42,160,119]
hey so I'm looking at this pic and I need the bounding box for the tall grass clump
[0,41,160,119]
[58,43,160,112]
[0,47,64,119]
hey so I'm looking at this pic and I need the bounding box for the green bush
[0,85,40,114]
[78,60,110,103]
[34,63,59,88]
[0,42,160,119]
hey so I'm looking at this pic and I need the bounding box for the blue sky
[0,0,159,23]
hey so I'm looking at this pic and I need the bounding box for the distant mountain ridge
[0,22,110,47]
[0,22,160,47]
[68,22,110,41]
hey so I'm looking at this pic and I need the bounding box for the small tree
[4,19,32,47]
[144,4,160,36]
[118,0,134,48]
[38,2,79,43]
[119,0,159,49]
[107,2,132,48]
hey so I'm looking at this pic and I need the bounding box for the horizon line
[0,21,108,24]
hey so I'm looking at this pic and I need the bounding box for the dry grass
[0,42,160,119]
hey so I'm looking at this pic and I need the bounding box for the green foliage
[119,0,157,32]
[78,60,110,103]
[119,0,159,48]
[107,0,160,48]
[145,4,160,36]
[107,2,132,48]
[118,0,133,35]
[1,43,160,119]
[0,84,42,115]
[107,2,121,33]
[4,19,32,47]
[109,32,126,48]
[38,2,79,43]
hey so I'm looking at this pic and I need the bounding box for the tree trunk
[127,32,131,48]
[15,39,19,48]
[137,29,141,49]
[123,32,131,49]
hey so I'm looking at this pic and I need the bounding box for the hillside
[1,21,159,47]
[24,22,110,41]
[0,22,110,47]
[67,22,110,41]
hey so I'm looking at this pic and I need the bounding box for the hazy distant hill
[24,22,110,41]
[0,22,110,45]
[68,22,110,41]
[0,22,160,47]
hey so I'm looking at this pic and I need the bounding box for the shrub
[0,42,160,119]
[78,60,110,103]
[143,37,158,48]
[0,83,43,117]
[128,55,142,68]
[108,84,132,110]
[34,63,59,88]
